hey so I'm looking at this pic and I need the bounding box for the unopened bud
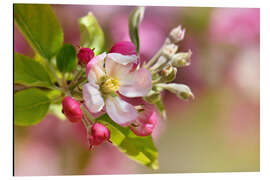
[169,25,186,43]
[172,50,192,68]
[110,41,139,70]
[156,83,194,100]
[160,65,177,83]
[110,41,137,55]
[88,123,111,150]
[162,43,178,59]
[77,48,95,65]
[130,109,158,136]
[62,96,83,123]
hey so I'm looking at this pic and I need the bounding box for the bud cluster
[62,41,160,152]
[143,25,194,118]
[146,25,192,74]
[62,96,112,150]
[46,7,194,156]
[60,25,193,152]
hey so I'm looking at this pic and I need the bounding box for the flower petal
[107,53,137,65]
[82,83,104,113]
[118,68,152,97]
[105,57,133,80]
[105,96,138,126]
[86,52,106,85]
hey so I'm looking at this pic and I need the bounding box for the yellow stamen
[100,76,120,95]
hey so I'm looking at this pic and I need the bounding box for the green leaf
[14,53,53,88]
[14,4,63,60]
[79,12,105,55]
[97,114,159,170]
[34,53,57,83]
[14,88,51,126]
[128,6,145,53]
[49,104,66,120]
[56,44,77,73]
[46,89,62,100]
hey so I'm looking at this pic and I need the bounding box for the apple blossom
[82,51,152,126]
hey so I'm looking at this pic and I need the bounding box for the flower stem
[152,77,162,84]
[47,61,62,89]
[145,48,162,69]
[51,95,64,104]
[81,104,95,124]
[145,37,172,69]
[69,69,84,91]
[82,115,91,128]
[69,77,87,92]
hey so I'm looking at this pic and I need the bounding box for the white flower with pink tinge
[82,52,152,126]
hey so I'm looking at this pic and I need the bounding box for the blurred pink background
[14,5,260,175]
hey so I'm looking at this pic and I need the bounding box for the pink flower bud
[130,109,158,137]
[110,41,137,55]
[77,48,95,65]
[62,96,83,123]
[88,123,111,149]
[110,41,140,70]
